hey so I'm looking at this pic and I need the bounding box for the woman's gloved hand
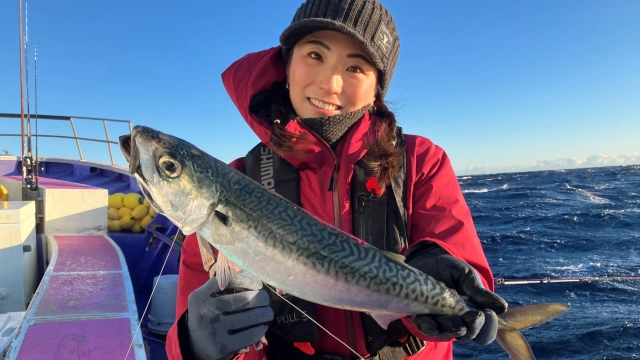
[186,271,274,360]
[403,243,508,345]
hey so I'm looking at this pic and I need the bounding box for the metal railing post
[103,120,115,165]
[69,117,84,161]
[1,113,131,164]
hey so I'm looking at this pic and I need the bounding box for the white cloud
[456,154,640,176]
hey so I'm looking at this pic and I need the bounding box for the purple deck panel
[9,234,146,359]
[35,272,128,317]
[0,174,95,189]
[53,235,123,272]
[15,318,136,360]
[0,158,140,194]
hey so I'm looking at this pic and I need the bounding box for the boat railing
[0,113,132,166]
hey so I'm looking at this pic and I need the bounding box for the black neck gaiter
[300,105,373,147]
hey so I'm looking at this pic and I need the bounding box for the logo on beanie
[374,22,393,56]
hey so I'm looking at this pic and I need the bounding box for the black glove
[186,271,274,360]
[404,243,507,345]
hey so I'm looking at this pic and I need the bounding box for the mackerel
[119,125,570,360]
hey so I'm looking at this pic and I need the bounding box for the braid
[363,98,405,188]
[266,83,310,156]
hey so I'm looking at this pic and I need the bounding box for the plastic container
[147,274,179,335]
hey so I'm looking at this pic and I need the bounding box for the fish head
[118,125,218,234]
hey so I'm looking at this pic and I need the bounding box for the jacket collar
[221,46,382,172]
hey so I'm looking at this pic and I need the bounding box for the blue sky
[1,0,639,175]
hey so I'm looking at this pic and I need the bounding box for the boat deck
[0,174,97,189]
[1,153,178,360]
[5,234,146,359]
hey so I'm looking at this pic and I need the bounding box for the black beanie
[280,0,400,101]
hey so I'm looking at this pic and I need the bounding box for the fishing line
[128,224,357,359]
[263,283,366,360]
[495,275,640,286]
[125,230,178,360]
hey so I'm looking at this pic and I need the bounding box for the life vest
[243,127,426,359]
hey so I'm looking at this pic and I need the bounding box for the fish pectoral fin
[367,312,408,330]
[210,209,236,246]
[214,250,243,290]
[196,233,217,278]
[209,205,242,289]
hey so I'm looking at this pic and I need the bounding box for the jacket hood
[221,46,382,172]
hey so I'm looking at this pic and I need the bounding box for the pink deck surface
[0,174,95,189]
[34,273,128,317]
[53,235,123,272]
[14,236,141,358]
[16,318,136,360]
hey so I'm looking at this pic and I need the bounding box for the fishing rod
[18,0,25,185]
[495,275,640,286]
[24,2,33,186]
[20,1,39,191]
[33,44,39,189]
[20,0,38,190]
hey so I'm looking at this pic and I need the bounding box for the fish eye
[158,156,181,178]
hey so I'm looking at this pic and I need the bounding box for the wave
[462,184,509,194]
[563,184,610,204]
[594,184,614,190]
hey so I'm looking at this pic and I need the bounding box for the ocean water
[453,165,640,360]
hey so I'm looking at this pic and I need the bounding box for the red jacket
[166,46,496,360]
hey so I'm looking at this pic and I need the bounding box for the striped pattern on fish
[118,125,571,360]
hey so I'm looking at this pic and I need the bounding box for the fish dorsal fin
[380,250,421,276]
[214,250,243,290]
[381,250,406,263]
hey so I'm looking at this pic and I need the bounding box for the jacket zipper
[329,163,342,230]
[295,119,355,352]
[358,195,368,241]
[357,194,381,245]
[294,119,341,229]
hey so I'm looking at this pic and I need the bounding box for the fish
[118,125,570,360]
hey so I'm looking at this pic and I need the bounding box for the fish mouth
[119,133,144,179]
[118,132,161,212]
[119,133,134,167]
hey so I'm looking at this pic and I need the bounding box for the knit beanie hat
[280,0,400,100]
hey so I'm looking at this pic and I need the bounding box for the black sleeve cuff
[177,310,202,360]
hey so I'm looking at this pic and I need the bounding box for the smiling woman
[164,1,512,360]
[287,30,378,118]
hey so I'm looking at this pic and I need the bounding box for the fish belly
[200,223,456,317]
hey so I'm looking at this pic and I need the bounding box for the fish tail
[495,303,570,360]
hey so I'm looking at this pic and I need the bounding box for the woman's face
[287,30,378,118]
